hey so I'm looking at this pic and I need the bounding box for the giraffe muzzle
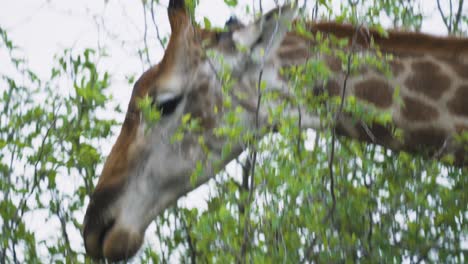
[83,182,144,261]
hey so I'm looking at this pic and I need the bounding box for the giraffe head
[83,0,296,261]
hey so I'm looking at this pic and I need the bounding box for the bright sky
[0,0,458,261]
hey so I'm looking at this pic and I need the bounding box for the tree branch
[325,20,362,222]
[453,0,465,33]
[150,0,168,49]
[437,0,451,32]
[141,0,152,65]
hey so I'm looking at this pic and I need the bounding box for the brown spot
[439,56,468,80]
[312,79,341,97]
[405,61,451,100]
[325,55,342,72]
[355,123,398,147]
[401,96,439,122]
[390,60,405,77]
[405,128,467,166]
[450,61,468,80]
[278,47,310,64]
[198,80,210,95]
[447,85,468,117]
[405,128,448,152]
[354,78,393,108]
[326,79,341,96]
[335,115,403,150]
[393,52,424,59]
[282,34,310,46]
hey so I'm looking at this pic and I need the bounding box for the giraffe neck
[276,22,468,165]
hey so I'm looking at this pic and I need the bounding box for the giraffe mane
[307,22,468,56]
[200,21,468,57]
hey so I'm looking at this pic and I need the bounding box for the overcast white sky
[0,0,459,261]
[0,0,451,81]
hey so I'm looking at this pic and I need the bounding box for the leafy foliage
[0,27,119,262]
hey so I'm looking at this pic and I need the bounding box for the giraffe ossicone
[83,0,468,261]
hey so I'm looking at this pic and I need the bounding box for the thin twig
[238,156,252,263]
[296,104,303,159]
[437,0,451,32]
[182,218,197,264]
[54,196,73,258]
[242,6,283,263]
[324,22,362,223]
[449,0,454,32]
[13,105,60,223]
[454,0,465,33]
[360,120,377,143]
[141,0,152,65]
[150,0,168,49]
[240,66,263,263]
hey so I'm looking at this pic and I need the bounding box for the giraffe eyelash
[153,93,184,116]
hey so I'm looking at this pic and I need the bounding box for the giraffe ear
[168,0,190,33]
[232,4,296,59]
[169,0,185,9]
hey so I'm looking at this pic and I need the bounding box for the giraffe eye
[154,93,183,116]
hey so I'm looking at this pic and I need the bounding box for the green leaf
[203,17,211,29]
[224,0,238,7]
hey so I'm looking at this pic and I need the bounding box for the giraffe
[82,0,468,261]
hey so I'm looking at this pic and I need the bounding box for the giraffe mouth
[84,213,144,261]
[83,179,147,261]
[83,183,123,259]
[98,219,115,253]
[83,212,113,259]
[83,201,117,259]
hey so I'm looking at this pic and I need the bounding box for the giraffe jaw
[83,133,239,261]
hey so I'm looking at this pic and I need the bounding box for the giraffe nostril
[99,219,115,250]
[83,217,116,259]
[83,183,124,259]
